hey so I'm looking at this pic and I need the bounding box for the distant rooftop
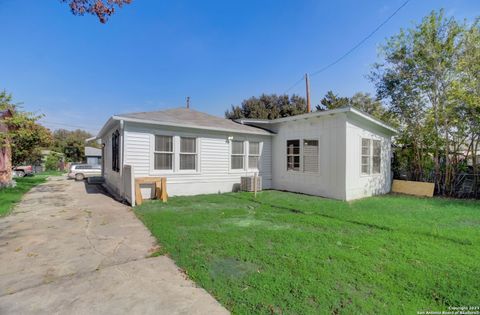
[85,146,102,157]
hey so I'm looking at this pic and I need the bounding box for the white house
[95,107,396,204]
[84,146,102,165]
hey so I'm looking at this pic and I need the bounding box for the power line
[40,120,99,132]
[309,0,411,77]
[282,0,411,93]
[283,75,305,94]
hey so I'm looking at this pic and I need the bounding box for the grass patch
[135,191,480,314]
[0,174,50,217]
[39,170,66,176]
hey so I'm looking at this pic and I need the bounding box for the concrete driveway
[0,176,228,315]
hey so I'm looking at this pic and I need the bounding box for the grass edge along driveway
[135,191,480,314]
[0,173,59,217]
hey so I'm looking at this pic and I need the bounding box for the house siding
[123,122,272,198]
[101,121,123,197]
[344,114,392,200]
[269,113,347,200]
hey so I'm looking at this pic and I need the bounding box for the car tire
[16,171,25,177]
[75,173,85,181]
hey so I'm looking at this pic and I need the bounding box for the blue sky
[0,0,478,134]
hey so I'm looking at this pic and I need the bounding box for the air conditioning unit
[240,176,262,192]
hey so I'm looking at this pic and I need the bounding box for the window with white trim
[231,140,244,170]
[248,141,260,169]
[180,137,197,170]
[372,140,381,174]
[287,140,300,171]
[361,138,371,175]
[303,140,319,172]
[154,135,173,170]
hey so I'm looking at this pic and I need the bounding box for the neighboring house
[0,109,13,187]
[84,146,102,165]
[95,107,396,204]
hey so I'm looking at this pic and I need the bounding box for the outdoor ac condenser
[240,176,262,192]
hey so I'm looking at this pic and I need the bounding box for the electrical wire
[309,0,411,77]
[40,120,99,132]
[282,0,411,93]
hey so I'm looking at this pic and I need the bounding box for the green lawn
[0,173,57,217]
[135,191,480,314]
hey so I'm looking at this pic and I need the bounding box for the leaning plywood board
[392,180,434,197]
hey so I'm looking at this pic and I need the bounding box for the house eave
[112,116,273,136]
[237,106,397,135]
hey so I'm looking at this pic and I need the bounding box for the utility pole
[305,73,311,113]
[186,96,190,109]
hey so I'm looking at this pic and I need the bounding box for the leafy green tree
[0,91,52,165]
[52,129,97,162]
[371,10,478,195]
[225,94,307,119]
[315,91,349,111]
[44,152,63,171]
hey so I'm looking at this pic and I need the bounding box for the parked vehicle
[68,164,101,181]
[13,165,33,177]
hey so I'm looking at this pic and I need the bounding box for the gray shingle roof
[115,108,272,135]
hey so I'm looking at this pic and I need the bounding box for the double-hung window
[154,135,173,170]
[180,137,197,170]
[248,142,260,169]
[361,138,371,175]
[372,140,381,174]
[361,138,381,175]
[231,140,244,170]
[287,140,300,171]
[303,140,319,172]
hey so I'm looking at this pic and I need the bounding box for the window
[361,138,371,175]
[180,137,197,170]
[248,142,260,169]
[112,130,120,172]
[154,135,173,170]
[372,140,381,174]
[361,138,381,175]
[287,140,300,171]
[231,140,244,169]
[303,140,319,172]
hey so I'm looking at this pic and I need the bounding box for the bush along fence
[392,152,480,199]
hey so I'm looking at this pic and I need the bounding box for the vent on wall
[240,176,262,192]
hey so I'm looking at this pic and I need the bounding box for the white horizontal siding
[123,122,272,197]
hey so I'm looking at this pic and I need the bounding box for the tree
[45,152,63,171]
[349,92,383,117]
[371,10,477,196]
[315,91,349,111]
[62,0,132,23]
[52,129,97,162]
[225,94,307,120]
[0,91,52,165]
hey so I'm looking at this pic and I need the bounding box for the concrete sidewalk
[0,176,228,315]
